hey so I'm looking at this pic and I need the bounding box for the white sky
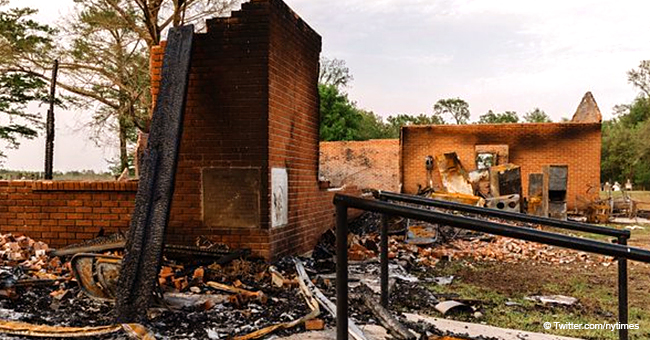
[4,0,650,171]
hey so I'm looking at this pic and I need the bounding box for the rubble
[431,236,615,267]
[358,285,415,340]
[295,259,369,340]
[0,199,629,340]
[525,295,578,306]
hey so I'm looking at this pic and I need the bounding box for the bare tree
[99,0,241,48]
[628,60,650,98]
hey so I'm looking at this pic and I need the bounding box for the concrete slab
[404,313,583,340]
[274,315,583,340]
[273,325,390,340]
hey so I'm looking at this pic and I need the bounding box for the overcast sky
[4,0,650,171]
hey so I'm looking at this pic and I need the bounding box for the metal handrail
[375,190,629,238]
[333,194,647,340]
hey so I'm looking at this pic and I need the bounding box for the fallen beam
[114,24,194,323]
[358,285,415,340]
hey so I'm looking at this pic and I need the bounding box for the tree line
[319,58,650,189]
[601,61,650,188]
[318,58,553,142]
[0,1,647,187]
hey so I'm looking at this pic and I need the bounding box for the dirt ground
[421,223,650,340]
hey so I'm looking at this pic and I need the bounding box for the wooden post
[44,59,58,180]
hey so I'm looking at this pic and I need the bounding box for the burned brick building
[400,94,603,211]
[0,0,358,260]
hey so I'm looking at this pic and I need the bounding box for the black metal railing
[333,193,650,340]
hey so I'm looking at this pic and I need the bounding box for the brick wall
[0,181,136,247]
[157,0,273,257]
[267,0,340,258]
[150,0,359,259]
[0,0,358,256]
[400,123,602,209]
[319,140,400,191]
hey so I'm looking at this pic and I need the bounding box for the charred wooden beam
[114,25,193,323]
[44,59,58,180]
[358,285,415,340]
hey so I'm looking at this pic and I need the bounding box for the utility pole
[44,59,58,180]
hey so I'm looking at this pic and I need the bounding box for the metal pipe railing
[333,194,649,340]
[375,190,629,238]
[375,190,631,339]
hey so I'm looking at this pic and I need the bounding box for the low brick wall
[0,181,137,248]
[319,139,400,192]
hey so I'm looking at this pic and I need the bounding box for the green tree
[356,110,392,140]
[61,0,151,173]
[318,84,362,141]
[433,98,469,124]
[523,108,552,123]
[601,62,650,187]
[385,113,444,137]
[477,110,518,124]
[1,0,239,173]
[0,2,54,157]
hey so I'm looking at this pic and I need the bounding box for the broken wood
[114,24,194,323]
[232,261,320,340]
[206,281,268,304]
[121,323,156,340]
[0,319,154,338]
[358,284,415,340]
[294,259,369,340]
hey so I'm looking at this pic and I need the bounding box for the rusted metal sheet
[528,173,545,216]
[435,152,473,196]
[72,254,121,301]
[543,165,568,220]
[115,25,194,323]
[489,163,522,198]
[428,192,483,206]
[54,233,239,261]
[406,224,437,245]
[0,320,122,338]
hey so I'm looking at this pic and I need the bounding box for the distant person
[613,181,621,191]
[625,179,633,191]
[604,181,611,192]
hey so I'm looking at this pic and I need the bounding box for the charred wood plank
[358,284,415,340]
[114,25,193,323]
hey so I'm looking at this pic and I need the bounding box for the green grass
[425,256,650,339]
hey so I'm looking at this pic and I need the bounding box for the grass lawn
[422,225,650,339]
